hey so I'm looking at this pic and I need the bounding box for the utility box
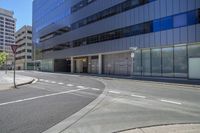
[189,58,200,79]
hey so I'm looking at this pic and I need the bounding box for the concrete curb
[10,78,38,89]
[16,78,38,87]
[116,123,200,133]
[43,78,109,133]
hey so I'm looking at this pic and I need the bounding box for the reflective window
[187,10,198,25]
[174,45,188,78]
[173,13,187,28]
[160,16,173,31]
[198,9,200,23]
[134,50,142,75]
[142,49,151,76]
[152,19,160,32]
[151,48,162,76]
[188,43,200,58]
[162,47,174,77]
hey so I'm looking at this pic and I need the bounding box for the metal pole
[14,54,16,88]
[5,56,7,74]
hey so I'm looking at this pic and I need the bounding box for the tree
[0,52,8,66]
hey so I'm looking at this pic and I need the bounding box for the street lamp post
[130,47,137,76]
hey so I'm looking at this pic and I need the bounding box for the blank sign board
[189,58,200,79]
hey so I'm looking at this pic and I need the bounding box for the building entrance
[74,57,88,73]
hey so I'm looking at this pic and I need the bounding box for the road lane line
[77,86,88,89]
[131,94,146,99]
[44,80,49,82]
[91,88,100,91]
[58,82,64,85]
[51,81,56,84]
[67,84,74,87]
[109,91,120,94]
[0,88,88,107]
[160,99,182,105]
[39,79,44,81]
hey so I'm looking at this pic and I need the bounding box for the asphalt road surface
[0,71,200,133]
[0,71,105,133]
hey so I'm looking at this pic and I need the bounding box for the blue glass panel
[173,13,187,28]
[153,19,160,32]
[187,10,198,25]
[160,16,173,31]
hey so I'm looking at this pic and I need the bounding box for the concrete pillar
[71,57,74,73]
[88,56,91,73]
[98,54,102,74]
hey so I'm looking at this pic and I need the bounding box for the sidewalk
[43,75,200,133]
[0,71,35,90]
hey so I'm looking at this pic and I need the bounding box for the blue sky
[0,0,32,30]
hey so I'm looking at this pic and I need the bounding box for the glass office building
[33,0,200,79]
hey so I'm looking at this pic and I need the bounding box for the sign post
[11,45,18,88]
[5,53,8,74]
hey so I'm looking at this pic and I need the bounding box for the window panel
[142,49,151,76]
[174,45,188,78]
[152,19,160,32]
[187,10,198,25]
[173,13,187,28]
[162,47,174,77]
[188,43,200,58]
[160,16,173,31]
[134,50,142,75]
[151,48,162,76]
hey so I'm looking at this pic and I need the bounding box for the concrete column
[98,54,102,74]
[71,57,74,73]
[88,56,91,73]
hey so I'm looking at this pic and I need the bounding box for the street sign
[11,45,18,54]
[10,45,18,88]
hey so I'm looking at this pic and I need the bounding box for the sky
[0,0,32,30]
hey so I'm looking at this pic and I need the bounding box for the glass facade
[134,43,200,78]
[40,59,54,72]
[43,8,200,53]
[134,50,142,75]
[162,47,174,77]
[142,49,151,76]
[151,48,162,76]
[174,45,187,78]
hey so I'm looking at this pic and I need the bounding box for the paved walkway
[120,124,200,133]
[43,75,200,133]
[0,71,34,90]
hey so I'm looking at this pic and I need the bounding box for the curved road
[0,71,105,133]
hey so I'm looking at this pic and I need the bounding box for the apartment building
[15,25,33,70]
[0,8,16,65]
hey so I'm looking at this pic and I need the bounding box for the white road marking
[77,86,87,89]
[44,80,49,82]
[39,79,44,81]
[131,94,146,99]
[51,81,56,84]
[160,99,182,105]
[0,88,87,107]
[109,91,120,94]
[67,84,74,87]
[58,82,64,85]
[91,88,100,91]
